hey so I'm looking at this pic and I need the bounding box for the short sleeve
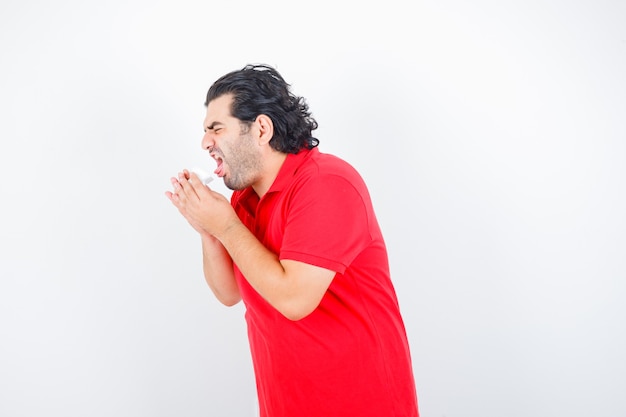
[279,173,372,274]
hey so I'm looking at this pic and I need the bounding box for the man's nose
[201,131,214,150]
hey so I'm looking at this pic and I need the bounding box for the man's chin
[223,177,244,191]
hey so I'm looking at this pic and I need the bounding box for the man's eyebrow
[204,121,224,132]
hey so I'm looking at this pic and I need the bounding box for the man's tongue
[214,159,225,177]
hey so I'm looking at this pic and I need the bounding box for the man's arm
[201,234,240,306]
[166,172,240,307]
[216,221,335,320]
[167,171,334,320]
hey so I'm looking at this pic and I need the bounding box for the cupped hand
[165,169,239,239]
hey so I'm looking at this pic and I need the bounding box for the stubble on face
[222,124,263,191]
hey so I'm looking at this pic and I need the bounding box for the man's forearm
[214,221,334,320]
[215,222,288,307]
[201,234,241,306]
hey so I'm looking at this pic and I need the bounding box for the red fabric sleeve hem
[280,250,347,275]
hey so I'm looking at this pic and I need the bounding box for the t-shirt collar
[266,147,317,194]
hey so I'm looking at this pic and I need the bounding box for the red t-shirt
[231,148,419,417]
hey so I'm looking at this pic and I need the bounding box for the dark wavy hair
[204,64,319,154]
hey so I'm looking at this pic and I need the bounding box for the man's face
[202,94,262,190]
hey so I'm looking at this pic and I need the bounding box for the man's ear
[255,114,274,146]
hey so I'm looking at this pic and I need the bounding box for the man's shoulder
[303,149,361,179]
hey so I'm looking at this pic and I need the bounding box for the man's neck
[252,150,288,198]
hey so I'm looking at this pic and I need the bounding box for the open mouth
[213,155,225,177]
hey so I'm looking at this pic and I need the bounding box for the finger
[165,191,185,214]
[177,170,202,204]
[177,171,198,199]
[187,172,208,193]
[170,177,183,192]
[167,178,183,202]
[167,175,192,206]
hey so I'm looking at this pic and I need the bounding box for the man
[165,64,419,417]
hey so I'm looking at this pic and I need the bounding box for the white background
[1,1,625,416]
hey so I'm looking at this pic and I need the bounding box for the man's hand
[165,169,239,238]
